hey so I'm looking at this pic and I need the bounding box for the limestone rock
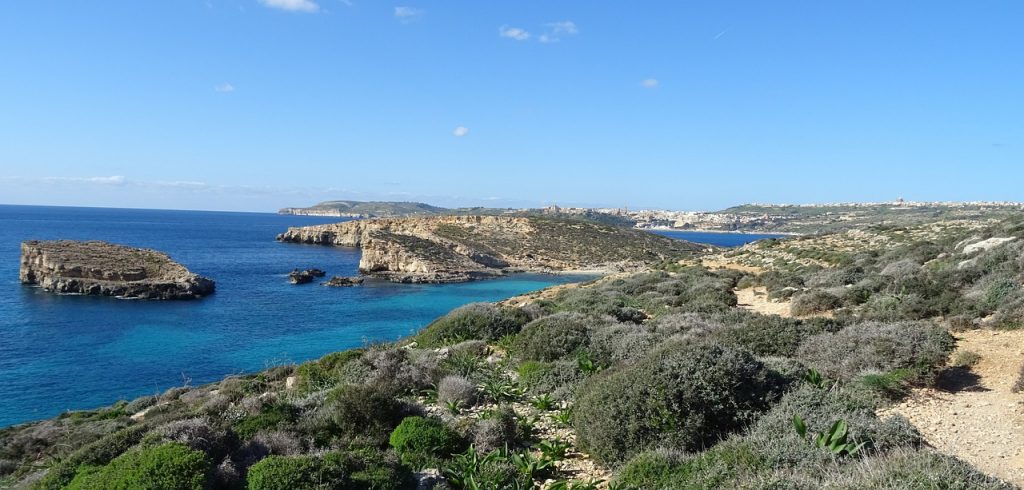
[288,268,326,284]
[19,240,214,300]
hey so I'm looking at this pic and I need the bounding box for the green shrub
[795,321,954,383]
[573,343,787,464]
[233,402,299,440]
[338,447,414,490]
[388,417,465,468]
[296,349,365,393]
[32,424,149,490]
[615,442,769,489]
[246,454,348,490]
[790,290,842,316]
[513,312,594,362]
[706,310,844,357]
[415,304,529,347]
[66,443,209,490]
[327,384,411,441]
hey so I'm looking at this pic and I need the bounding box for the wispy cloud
[714,28,729,40]
[258,0,320,13]
[452,126,469,137]
[394,6,422,22]
[46,176,128,185]
[214,83,235,93]
[640,78,659,89]
[499,25,530,41]
[539,20,578,43]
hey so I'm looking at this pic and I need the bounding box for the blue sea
[649,229,788,247]
[0,205,593,427]
[0,206,779,428]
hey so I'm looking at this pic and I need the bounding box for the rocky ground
[880,329,1024,486]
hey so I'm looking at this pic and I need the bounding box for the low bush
[295,349,364,393]
[437,375,477,407]
[32,424,149,490]
[246,454,347,490]
[327,384,413,442]
[415,304,530,347]
[339,447,414,490]
[796,321,953,383]
[156,417,229,458]
[573,343,787,464]
[472,405,519,453]
[823,447,1012,489]
[66,443,209,490]
[233,402,299,440]
[513,312,594,362]
[388,416,465,468]
[360,347,436,396]
[790,290,842,316]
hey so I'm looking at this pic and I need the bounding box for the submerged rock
[321,275,364,287]
[288,268,326,284]
[19,240,215,300]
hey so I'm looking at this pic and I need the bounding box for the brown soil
[880,329,1024,485]
[735,287,793,317]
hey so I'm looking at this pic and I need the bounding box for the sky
[0,1,1021,212]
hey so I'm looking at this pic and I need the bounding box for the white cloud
[640,78,659,88]
[258,0,320,13]
[214,83,235,93]
[499,25,530,41]
[452,126,469,137]
[539,21,578,43]
[394,6,422,21]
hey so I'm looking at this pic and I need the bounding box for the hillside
[277,215,703,282]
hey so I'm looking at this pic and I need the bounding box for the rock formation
[19,240,215,300]
[277,215,703,283]
[322,276,364,287]
[288,268,326,284]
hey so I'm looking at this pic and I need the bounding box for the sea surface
[649,229,788,247]
[0,205,591,427]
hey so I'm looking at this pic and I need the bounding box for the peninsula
[277,215,703,283]
[19,240,215,300]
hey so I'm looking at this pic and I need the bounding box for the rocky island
[19,240,215,300]
[277,215,704,283]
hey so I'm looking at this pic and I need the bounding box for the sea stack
[19,240,215,300]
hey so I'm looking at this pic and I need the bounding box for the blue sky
[0,1,1020,212]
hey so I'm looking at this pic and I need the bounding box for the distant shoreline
[642,226,800,236]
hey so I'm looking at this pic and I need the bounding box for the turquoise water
[0,205,589,427]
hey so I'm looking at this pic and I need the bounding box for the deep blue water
[648,229,788,247]
[0,205,590,427]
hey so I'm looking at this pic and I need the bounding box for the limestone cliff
[20,240,215,299]
[277,216,704,283]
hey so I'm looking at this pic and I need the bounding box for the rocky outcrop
[288,268,326,284]
[321,276,364,287]
[277,215,704,283]
[19,240,215,299]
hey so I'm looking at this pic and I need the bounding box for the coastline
[641,226,801,236]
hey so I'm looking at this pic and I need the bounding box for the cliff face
[20,240,215,300]
[277,216,704,283]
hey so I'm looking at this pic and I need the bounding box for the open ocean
[0,205,776,427]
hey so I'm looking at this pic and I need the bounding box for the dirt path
[735,287,793,317]
[880,329,1024,485]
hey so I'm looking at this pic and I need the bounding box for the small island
[19,240,215,300]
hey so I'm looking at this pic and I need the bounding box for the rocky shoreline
[277,215,703,283]
[19,240,215,300]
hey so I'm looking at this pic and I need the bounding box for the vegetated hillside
[279,200,452,217]
[4,219,1021,488]
[714,202,1024,234]
[279,215,703,282]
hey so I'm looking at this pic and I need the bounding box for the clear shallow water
[648,229,788,247]
[0,205,589,427]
